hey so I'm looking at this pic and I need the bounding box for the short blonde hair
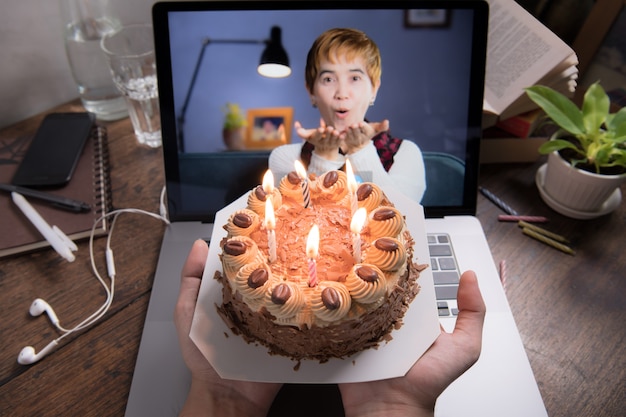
[305,28,381,94]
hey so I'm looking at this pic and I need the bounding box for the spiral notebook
[0,125,112,258]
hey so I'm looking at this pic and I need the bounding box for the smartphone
[11,112,95,188]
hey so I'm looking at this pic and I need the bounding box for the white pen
[11,192,76,262]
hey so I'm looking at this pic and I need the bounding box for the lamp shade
[258,26,291,78]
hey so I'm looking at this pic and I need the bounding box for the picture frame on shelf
[245,107,293,149]
[404,9,449,28]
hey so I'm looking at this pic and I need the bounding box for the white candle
[345,159,358,215]
[294,160,311,208]
[350,207,367,263]
[306,224,319,287]
[264,198,277,263]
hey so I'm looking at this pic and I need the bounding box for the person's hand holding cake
[175,239,485,417]
[174,239,282,417]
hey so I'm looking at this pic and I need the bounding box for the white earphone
[18,298,79,365]
[18,189,170,365]
[18,340,60,365]
[29,298,61,329]
[19,298,61,364]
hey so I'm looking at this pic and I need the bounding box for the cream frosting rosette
[278,171,305,206]
[234,262,276,311]
[312,170,348,203]
[220,236,264,280]
[247,185,282,215]
[265,281,306,324]
[364,237,407,272]
[311,281,352,324]
[367,206,404,239]
[224,209,261,237]
[356,182,384,213]
[345,264,388,304]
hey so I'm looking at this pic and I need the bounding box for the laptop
[124,1,548,416]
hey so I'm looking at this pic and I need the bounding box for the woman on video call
[269,28,426,203]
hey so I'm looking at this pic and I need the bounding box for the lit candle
[262,169,274,194]
[350,207,367,263]
[264,198,277,263]
[306,224,319,287]
[294,160,311,208]
[345,159,358,215]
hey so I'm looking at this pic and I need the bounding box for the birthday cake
[214,168,426,362]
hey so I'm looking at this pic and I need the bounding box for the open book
[483,0,578,127]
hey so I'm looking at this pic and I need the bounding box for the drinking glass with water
[60,0,128,121]
[101,24,161,148]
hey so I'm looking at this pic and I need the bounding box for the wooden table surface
[0,100,624,417]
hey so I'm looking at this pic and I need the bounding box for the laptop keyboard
[428,233,460,317]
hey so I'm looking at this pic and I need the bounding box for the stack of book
[482,0,578,127]
[480,0,578,163]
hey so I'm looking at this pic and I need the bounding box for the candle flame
[262,170,274,193]
[306,224,319,258]
[264,198,275,229]
[345,159,357,193]
[350,207,367,233]
[294,160,308,180]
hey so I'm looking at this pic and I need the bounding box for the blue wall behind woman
[168,9,476,156]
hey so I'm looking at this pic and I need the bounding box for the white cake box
[190,186,440,383]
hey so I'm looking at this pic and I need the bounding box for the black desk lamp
[177,26,290,151]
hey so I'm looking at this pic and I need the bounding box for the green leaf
[582,82,609,134]
[610,150,626,169]
[525,86,585,135]
[606,107,626,138]
[538,139,581,155]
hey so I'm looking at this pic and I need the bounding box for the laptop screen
[153,1,488,222]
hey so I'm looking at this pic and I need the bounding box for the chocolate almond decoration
[287,171,301,185]
[375,238,398,252]
[357,183,373,201]
[323,171,339,188]
[356,265,379,283]
[271,283,291,305]
[373,208,396,221]
[233,213,253,228]
[321,287,341,310]
[223,240,247,256]
[247,268,268,289]
[254,186,267,201]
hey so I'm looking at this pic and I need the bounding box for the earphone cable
[52,207,168,337]
[19,189,170,364]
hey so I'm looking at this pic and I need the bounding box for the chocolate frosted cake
[215,169,425,362]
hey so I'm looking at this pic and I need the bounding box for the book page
[483,0,578,116]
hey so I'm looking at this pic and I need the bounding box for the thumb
[175,239,208,336]
[181,239,209,283]
[452,270,486,346]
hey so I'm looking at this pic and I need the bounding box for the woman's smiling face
[310,55,380,133]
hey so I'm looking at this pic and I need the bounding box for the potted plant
[525,82,626,218]
[222,102,247,150]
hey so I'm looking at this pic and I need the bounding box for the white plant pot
[540,151,626,216]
